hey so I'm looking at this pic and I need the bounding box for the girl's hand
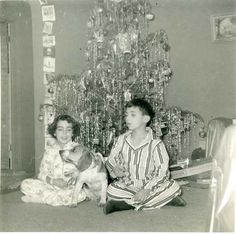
[52,178,68,188]
[113,165,126,177]
[64,170,79,185]
[133,189,151,202]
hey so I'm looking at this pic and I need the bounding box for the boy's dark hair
[47,114,80,141]
[125,98,155,126]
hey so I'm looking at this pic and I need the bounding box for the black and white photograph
[0,0,235,232]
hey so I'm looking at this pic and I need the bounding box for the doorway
[0,1,35,192]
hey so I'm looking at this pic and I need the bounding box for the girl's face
[54,120,73,146]
[125,106,149,130]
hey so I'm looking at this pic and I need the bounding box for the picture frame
[211,13,236,41]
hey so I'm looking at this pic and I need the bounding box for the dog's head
[59,146,93,172]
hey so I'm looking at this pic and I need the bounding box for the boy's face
[54,120,73,146]
[125,106,150,130]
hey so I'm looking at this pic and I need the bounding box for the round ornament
[48,87,54,94]
[38,114,44,122]
[145,13,155,21]
[97,7,103,13]
[199,129,206,138]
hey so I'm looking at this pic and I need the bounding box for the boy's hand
[113,165,126,177]
[133,189,151,202]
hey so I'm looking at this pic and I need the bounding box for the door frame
[0,20,13,170]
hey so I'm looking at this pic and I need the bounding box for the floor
[0,170,34,193]
[0,185,211,232]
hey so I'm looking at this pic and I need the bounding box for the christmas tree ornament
[199,128,207,138]
[145,12,155,21]
[48,87,54,94]
[38,114,44,122]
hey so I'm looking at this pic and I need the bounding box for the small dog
[59,146,108,207]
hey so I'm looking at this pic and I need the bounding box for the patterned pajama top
[20,140,86,206]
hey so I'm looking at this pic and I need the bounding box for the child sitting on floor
[104,98,186,214]
[20,114,86,206]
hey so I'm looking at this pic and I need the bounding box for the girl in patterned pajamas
[20,114,86,206]
[104,98,186,214]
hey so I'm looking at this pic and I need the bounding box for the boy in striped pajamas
[104,98,186,214]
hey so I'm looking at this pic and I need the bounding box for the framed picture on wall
[211,13,236,41]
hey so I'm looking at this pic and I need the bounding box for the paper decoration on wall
[43,35,55,47]
[45,49,55,58]
[43,22,53,34]
[42,5,56,22]
[39,0,57,129]
[43,47,55,57]
[43,56,55,73]
[38,0,48,5]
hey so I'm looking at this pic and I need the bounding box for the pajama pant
[107,179,181,211]
[21,178,86,206]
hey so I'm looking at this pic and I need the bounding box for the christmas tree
[43,0,205,163]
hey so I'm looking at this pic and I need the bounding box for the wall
[151,0,236,123]
[53,0,94,74]
[29,0,236,171]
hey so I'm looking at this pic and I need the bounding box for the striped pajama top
[106,128,171,191]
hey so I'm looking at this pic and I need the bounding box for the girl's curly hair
[47,114,80,141]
